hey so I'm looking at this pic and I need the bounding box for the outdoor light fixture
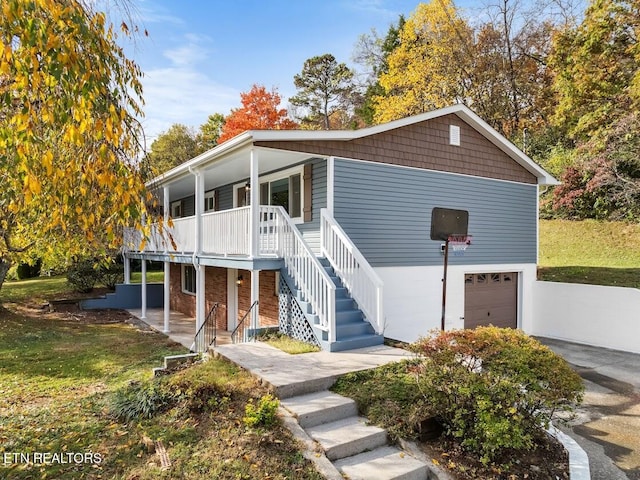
[244,182,250,191]
[236,275,243,286]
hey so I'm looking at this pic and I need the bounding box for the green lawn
[538,219,640,288]
[0,280,321,479]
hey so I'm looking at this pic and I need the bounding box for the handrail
[320,208,384,334]
[193,302,219,353]
[231,300,259,344]
[271,206,337,341]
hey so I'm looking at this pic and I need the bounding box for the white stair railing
[271,206,337,341]
[320,208,384,334]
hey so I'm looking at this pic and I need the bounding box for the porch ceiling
[159,146,314,200]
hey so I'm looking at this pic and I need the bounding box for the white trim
[327,156,335,216]
[181,264,197,296]
[227,268,238,330]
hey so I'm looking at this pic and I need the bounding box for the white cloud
[163,35,210,67]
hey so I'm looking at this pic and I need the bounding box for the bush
[243,394,279,428]
[66,259,100,293]
[410,327,584,465]
[16,259,42,279]
[110,382,175,422]
[98,263,124,290]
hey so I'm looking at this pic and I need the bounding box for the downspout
[188,166,205,334]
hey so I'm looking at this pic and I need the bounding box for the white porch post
[123,254,131,285]
[193,169,205,332]
[163,185,170,254]
[163,261,170,333]
[327,156,335,216]
[140,259,147,320]
[249,148,259,258]
[251,269,260,335]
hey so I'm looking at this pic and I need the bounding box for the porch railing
[231,300,259,344]
[202,207,250,255]
[320,208,384,335]
[192,302,219,353]
[273,206,337,340]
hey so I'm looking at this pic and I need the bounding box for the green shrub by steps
[243,394,279,429]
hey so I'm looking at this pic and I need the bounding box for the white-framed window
[204,191,216,212]
[233,166,304,221]
[171,200,182,218]
[182,265,196,295]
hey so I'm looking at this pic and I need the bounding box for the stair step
[334,445,428,480]
[306,416,387,461]
[336,298,356,310]
[336,309,364,323]
[327,333,384,352]
[337,321,375,338]
[280,391,357,429]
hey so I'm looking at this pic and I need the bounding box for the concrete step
[306,416,388,461]
[334,445,429,480]
[280,391,358,429]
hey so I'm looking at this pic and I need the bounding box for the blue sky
[123,0,582,144]
[124,0,431,143]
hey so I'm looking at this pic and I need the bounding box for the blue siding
[218,184,234,210]
[297,158,326,254]
[333,159,537,267]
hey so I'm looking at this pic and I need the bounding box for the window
[234,166,304,220]
[171,200,182,218]
[182,265,196,295]
[204,191,216,212]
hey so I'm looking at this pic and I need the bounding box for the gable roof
[151,104,558,186]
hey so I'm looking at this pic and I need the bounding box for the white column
[327,156,335,216]
[250,269,260,335]
[163,261,170,333]
[194,171,204,254]
[249,148,259,258]
[196,265,206,331]
[140,259,147,320]
[163,185,170,253]
[123,255,131,285]
[193,169,205,331]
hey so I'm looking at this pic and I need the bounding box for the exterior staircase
[281,258,384,352]
[281,390,429,480]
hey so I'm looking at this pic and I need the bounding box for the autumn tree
[549,0,639,142]
[290,54,358,129]
[0,0,148,294]
[373,0,474,124]
[146,124,198,177]
[196,113,226,153]
[218,85,297,144]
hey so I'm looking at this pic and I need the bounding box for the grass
[256,331,320,354]
[0,278,322,480]
[1,270,165,304]
[538,219,640,288]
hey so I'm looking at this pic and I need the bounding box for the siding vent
[449,125,461,146]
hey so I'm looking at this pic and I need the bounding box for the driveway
[539,338,640,480]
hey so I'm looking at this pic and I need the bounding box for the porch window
[171,200,182,218]
[204,191,216,212]
[182,265,196,295]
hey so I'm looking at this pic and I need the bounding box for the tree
[549,0,639,142]
[0,0,148,295]
[146,124,198,177]
[196,113,225,153]
[373,0,474,124]
[290,54,357,129]
[218,85,297,144]
[352,17,405,125]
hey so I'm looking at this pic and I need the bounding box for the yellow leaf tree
[0,0,150,295]
[373,0,474,124]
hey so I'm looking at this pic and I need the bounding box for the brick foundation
[237,270,279,328]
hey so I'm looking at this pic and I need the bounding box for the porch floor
[127,308,232,350]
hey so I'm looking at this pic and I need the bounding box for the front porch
[128,307,232,350]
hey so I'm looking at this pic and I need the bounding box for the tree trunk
[0,258,11,303]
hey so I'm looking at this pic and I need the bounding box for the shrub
[16,259,42,279]
[243,394,279,428]
[66,259,100,293]
[410,327,584,465]
[110,381,175,422]
[98,263,124,290]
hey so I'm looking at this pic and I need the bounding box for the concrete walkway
[128,308,231,350]
[539,338,640,480]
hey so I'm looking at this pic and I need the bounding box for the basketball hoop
[448,235,472,256]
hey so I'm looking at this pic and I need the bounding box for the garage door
[464,272,517,329]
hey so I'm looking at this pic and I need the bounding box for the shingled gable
[151,104,556,187]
